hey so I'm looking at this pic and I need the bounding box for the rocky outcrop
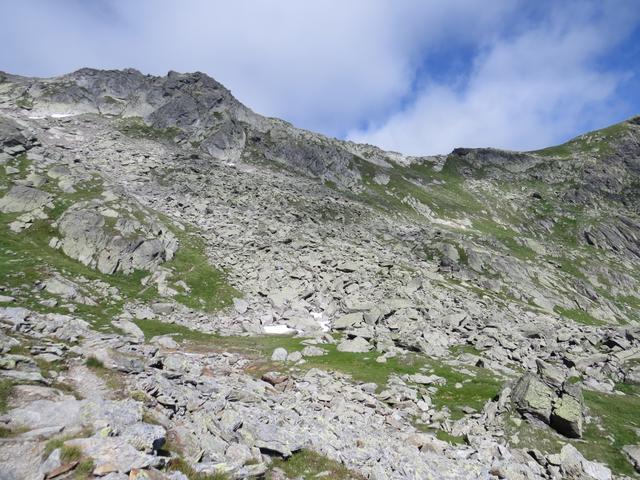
[54,202,177,275]
[511,373,584,438]
[0,185,52,213]
[622,445,640,473]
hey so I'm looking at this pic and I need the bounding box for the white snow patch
[263,324,295,335]
[28,113,76,120]
[311,311,330,332]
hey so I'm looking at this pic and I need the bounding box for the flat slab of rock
[337,336,372,353]
[623,445,640,472]
[65,437,162,474]
[556,444,611,480]
[333,312,363,330]
[0,185,52,213]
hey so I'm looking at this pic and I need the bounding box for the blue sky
[1,0,639,155]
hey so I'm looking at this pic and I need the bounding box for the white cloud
[348,2,638,154]
[0,0,519,136]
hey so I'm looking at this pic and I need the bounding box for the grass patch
[531,120,630,158]
[554,307,604,326]
[134,318,503,414]
[60,445,82,463]
[427,365,503,420]
[507,384,640,476]
[167,457,230,480]
[75,459,95,477]
[580,387,640,475]
[85,356,104,369]
[166,230,238,311]
[353,155,486,221]
[435,430,467,445]
[269,449,364,480]
[116,117,181,141]
[0,379,14,413]
[472,219,536,260]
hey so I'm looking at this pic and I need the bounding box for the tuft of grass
[116,117,181,142]
[435,430,467,445]
[43,435,82,460]
[15,95,34,109]
[84,355,123,391]
[0,380,14,413]
[131,390,147,402]
[554,307,604,326]
[85,356,104,369]
[167,457,230,480]
[75,459,95,477]
[102,95,120,105]
[60,445,82,463]
[269,449,364,480]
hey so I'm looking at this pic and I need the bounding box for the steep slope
[0,69,639,479]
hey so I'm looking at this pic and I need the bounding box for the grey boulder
[0,186,52,213]
[337,336,372,353]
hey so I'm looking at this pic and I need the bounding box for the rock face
[550,384,584,438]
[622,445,640,473]
[512,373,554,423]
[511,373,584,438]
[0,185,52,213]
[56,202,177,274]
[554,444,612,480]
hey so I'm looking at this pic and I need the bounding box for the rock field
[0,68,640,479]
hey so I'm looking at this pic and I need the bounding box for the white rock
[271,348,288,362]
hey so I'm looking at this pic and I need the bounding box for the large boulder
[0,115,27,147]
[511,373,585,438]
[550,384,583,438]
[56,203,177,275]
[511,373,554,423]
[0,186,52,213]
[333,312,364,330]
[623,445,640,473]
[337,336,372,353]
[555,444,611,480]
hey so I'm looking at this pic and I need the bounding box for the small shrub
[85,356,104,369]
[131,390,147,402]
[60,444,82,463]
[0,380,14,413]
[75,459,95,477]
[168,457,230,480]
